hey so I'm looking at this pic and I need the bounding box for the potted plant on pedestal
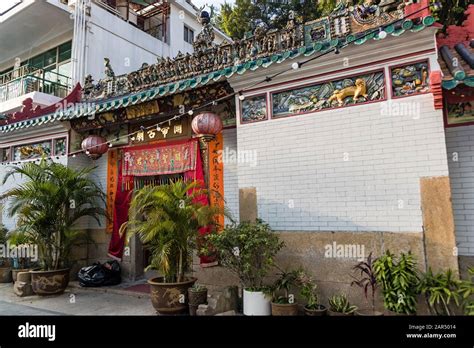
[0,224,12,283]
[188,284,208,316]
[205,219,284,316]
[1,160,106,295]
[299,272,327,316]
[373,250,419,315]
[268,269,301,316]
[123,180,228,315]
[351,252,383,316]
[328,294,357,316]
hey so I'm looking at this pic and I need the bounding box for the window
[184,25,194,44]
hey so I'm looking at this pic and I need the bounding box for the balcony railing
[0,66,72,104]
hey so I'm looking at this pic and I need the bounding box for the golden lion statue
[328,79,368,105]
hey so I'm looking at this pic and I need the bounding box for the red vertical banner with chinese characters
[208,133,225,230]
[106,149,118,234]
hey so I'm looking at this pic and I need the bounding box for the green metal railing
[0,66,72,103]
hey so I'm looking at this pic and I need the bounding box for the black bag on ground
[78,260,121,287]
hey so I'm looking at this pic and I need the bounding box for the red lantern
[191,112,223,142]
[81,135,108,160]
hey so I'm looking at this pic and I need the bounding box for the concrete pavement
[0,283,156,315]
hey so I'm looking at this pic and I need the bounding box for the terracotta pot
[0,267,12,283]
[328,309,354,316]
[271,302,299,316]
[12,269,31,283]
[304,305,327,316]
[355,309,384,316]
[188,288,208,316]
[30,268,70,295]
[148,277,197,315]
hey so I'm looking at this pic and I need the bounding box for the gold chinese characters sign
[129,118,190,144]
[126,101,159,120]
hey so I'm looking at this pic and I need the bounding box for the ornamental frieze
[83,1,409,101]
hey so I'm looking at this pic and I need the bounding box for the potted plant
[299,272,327,316]
[0,224,12,283]
[267,269,301,316]
[205,219,284,316]
[7,231,37,283]
[417,268,465,316]
[373,250,419,315]
[188,284,208,316]
[1,160,106,295]
[123,180,228,315]
[328,294,357,316]
[459,268,474,316]
[351,252,383,316]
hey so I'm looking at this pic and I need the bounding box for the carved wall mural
[446,101,474,126]
[272,71,386,118]
[241,95,268,123]
[391,61,430,97]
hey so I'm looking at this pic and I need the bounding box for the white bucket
[243,289,271,316]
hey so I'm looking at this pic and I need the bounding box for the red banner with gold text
[208,133,225,230]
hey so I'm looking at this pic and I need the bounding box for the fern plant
[328,294,357,314]
[122,180,230,283]
[374,250,419,314]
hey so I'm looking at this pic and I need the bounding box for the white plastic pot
[243,289,271,316]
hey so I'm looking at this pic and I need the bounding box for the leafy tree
[211,0,470,40]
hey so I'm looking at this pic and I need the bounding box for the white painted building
[0,0,229,114]
[0,0,229,230]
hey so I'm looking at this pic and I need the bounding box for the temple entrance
[133,173,185,275]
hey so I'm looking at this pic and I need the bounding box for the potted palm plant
[205,219,284,316]
[123,180,228,315]
[1,160,106,295]
[0,224,12,283]
[351,252,383,316]
[328,294,357,316]
[299,272,327,316]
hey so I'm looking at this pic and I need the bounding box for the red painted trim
[243,49,437,94]
[0,83,82,126]
[239,92,269,125]
[268,69,386,120]
[387,59,432,100]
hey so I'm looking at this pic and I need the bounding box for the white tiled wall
[446,125,474,256]
[236,94,449,233]
[223,129,239,224]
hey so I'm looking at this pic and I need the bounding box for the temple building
[0,0,473,299]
